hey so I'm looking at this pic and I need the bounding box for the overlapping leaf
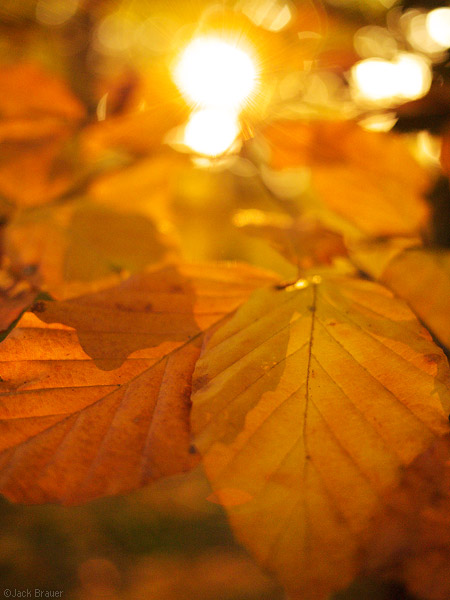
[0,63,85,206]
[352,245,450,350]
[0,270,37,337]
[5,198,178,297]
[362,434,450,600]
[81,65,187,159]
[191,274,450,600]
[0,262,276,504]
[262,120,430,237]
[234,210,347,268]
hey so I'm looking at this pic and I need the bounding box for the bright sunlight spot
[183,108,240,156]
[352,58,398,102]
[426,8,450,49]
[352,53,431,105]
[173,36,258,110]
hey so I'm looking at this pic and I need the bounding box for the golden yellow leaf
[352,245,450,351]
[262,121,430,238]
[191,274,450,600]
[0,262,276,504]
[88,153,181,225]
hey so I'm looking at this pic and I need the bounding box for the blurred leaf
[105,550,281,600]
[191,274,450,600]
[0,262,276,504]
[0,63,84,122]
[0,63,85,206]
[262,121,430,238]
[88,153,181,224]
[352,244,450,351]
[440,129,450,177]
[362,434,450,600]
[5,198,178,297]
[0,269,37,337]
[82,65,188,159]
[234,210,347,268]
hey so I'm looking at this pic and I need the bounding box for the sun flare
[173,36,258,110]
[183,108,240,156]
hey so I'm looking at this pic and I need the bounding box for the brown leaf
[191,274,450,600]
[0,262,276,504]
[362,434,450,600]
[440,129,450,177]
[114,550,280,600]
[262,121,430,238]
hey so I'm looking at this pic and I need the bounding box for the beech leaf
[262,121,430,238]
[191,274,450,600]
[234,210,347,268]
[0,262,276,505]
[0,63,85,206]
[362,434,450,600]
[0,271,38,338]
[5,199,178,297]
[352,245,450,351]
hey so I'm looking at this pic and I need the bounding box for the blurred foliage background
[1,0,450,597]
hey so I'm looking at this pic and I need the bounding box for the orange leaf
[0,63,84,122]
[5,199,179,297]
[0,271,37,336]
[207,488,254,507]
[262,121,430,238]
[0,63,85,206]
[191,274,450,599]
[0,262,275,504]
[82,65,187,159]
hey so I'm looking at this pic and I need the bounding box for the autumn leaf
[116,549,280,600]
[0,63,84,123]
[0,262,276,504]
[5,198,178,297]
[362,434,450,600]
[233,209,347,268]
[191,274,450,600]
[0,270,38,338]
[81,64,188,160]
[352,244,450,351]
[0,63,85,206]
[262,120,430,238]
[88,153,182,225]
